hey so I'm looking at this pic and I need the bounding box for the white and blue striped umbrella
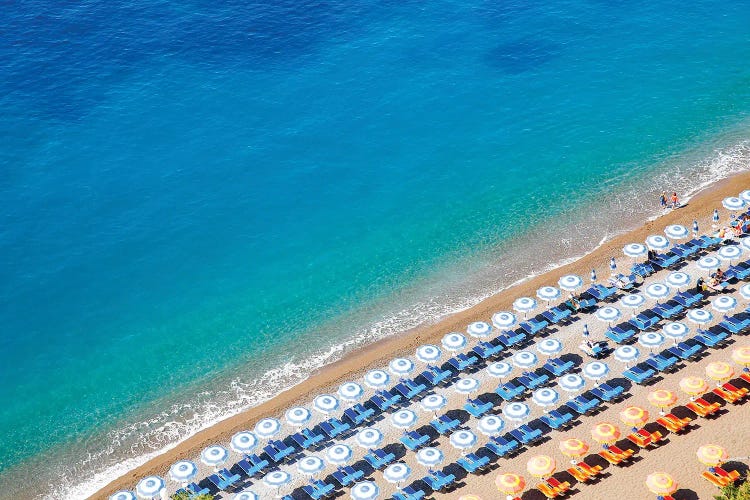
[582,361,609,381]
[285,407,312,428]
[442,332,467,352]
[492,311,517,330]
[254,418,281,439]
[591,269,598,282]
[512,351,538,369]
[687,309,714,325]
[364,370,390,389]
[537,286,562,303]
[665,224,689,240]
[478,415,505,436]
[467,321,492,338]
[740,190,750,203]
[620,293,646,310]
[596,306,622,324]
[110,492,136,500]
[558,274,584,291]
[740,283,750,300]
[263,470,291,489]
[532,387,560,408]
[638,332,665,351]
[201,445,229,468]
[536,338,563,356]
[712,295,737,313]
[389,358,414,377]
[168,461,198,484]
[298,456,325,476]
[646,234,670,250]
[723,196,745,211]
[416,447,444,467]
[313,395,340,415]
[383,463,412,485]
[351,481,380,500]
[326,444,353,465]
[391,409,418,430]
[693,220,699,235]
[136,476,165,499]
[503,402,530,423]
[420,394,447,414]
[338,382,364,402]
[356,428,383,449]
[614,345,640,365]
[663,322,689,343]
[455,377,481,395]
[233,491,259,500]
[487,361,513,378]
[450,429,478,453]
[513,297,537,315]
[231,431,259,453]
[416,344,442,363]
[666,271,691,289]
[713,208,720,223]
[583,324,590,337]
[624,243,648,258]
[742,238,750,251]
[718,245,743,262]
[610,257,617,271]
[645,282,671,301]
[558,374,585,395]
[698,255,721,270]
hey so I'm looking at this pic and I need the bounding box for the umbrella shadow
[674,488,700,500]
[724,460,749,477]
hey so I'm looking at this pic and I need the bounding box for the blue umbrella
[338,382,364,402]
[326,444,353,466]
[364,369,390,389]
[383,463,412,487]
[254,418,281,439]
[230,431,259,453]
[467,321,492,338]
[646,235,669,250]
[420,394,447,415]
[486,361,513,379]
[201,445,229,468]
[610,257,617,272]
[713,208,720,223]
[416,447,444,467]
[558,374,585,397]
[583,324,590,337]
[740,190,750,203]
[558,274,584,292]
[441,332,467,352]
[623,243,648,258]
[693,220,699,235]
[614,345,640,366]
[666,271,691,289]
[664,224,688,240]
[645,282,671,301]
[297,456,325,476]
[740,283,750,300]
[356,428,383,449]
[582,361,609,382]
[537,286,561,303]
[662,322,689,343]
[110,492,136,500]
[391,409,418,430]
[712,296,737,314]
[263,470,291,497]
[687,309,713,325]
[513,297,537,316]
[620,293,645,313]
[590,269,597,282]
[638,332,665,352]
[313,394,339,415]
[477,415,505,436]
[415,344,442,364]
[492,311,517,330]
[455,377,481,396]
[536,338,563,356]
[503,402,530,424]
[285,407,311,427]
[136,476,165,499]
[233,491,259,500]
[450,429,478,454]
[388,358,414,377]
[718,245,743,262]
[723,196,745,211]
[512,351,538,369]
[698,255,721,270]
[351,481,380,500]
[596,306,621,325]
[532,387,559,409]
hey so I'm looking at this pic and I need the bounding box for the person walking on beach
[660,191,667,208]
[671,192,680,208]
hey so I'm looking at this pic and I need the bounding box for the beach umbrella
[623,243,648,258]
[591,422,620,445]
[712,295,737,314]
[513,296,537,316]
[512,350,538,369]
[536,338,563,356]
[582,324,590,338]
[687,309,713,326]
[666,271,691,289]
[644,282,671,301]
[706,361,735,383]
[135,477,165,499]
[383,462,412,487]
[582,361,609,382]
[450,429,478,454]
[364,369,390,389]
[487,361,513,379]
[558,374,585,397]
[743,238,750,252]
[740,283,750,301]
[731,346,750,371]
[313,394,339,415]
[638,331,665,352]
[468,321,493,338]
[527,455,556,478]
[297,456,325,476]
[420,394,447,415]
[590,269,597,282]
[416,447,444,468]
[614,345,640,366]
[263,470,291,497]
[492,311,517,330]
[230,431,259,454]
[741,190,750,203]
[201,445,229,468]
[338,382,364,402]
[356,428,383,449]
[416,344,442,364]
[254,418,281,439]
[718,245,743,262]
[713,208,720,224]
[326,444,353,466]
[478,414,505,436]
[558,274,584,292]
[285,407,312,427]
[646,234,669,250]
[495,473,526,495]
[722,196,745,211]
[532,387,560,409]
[693,220,699,236]
[390,409,418,430]
[388,358,414,377]
[537,286,561,303]
[110,492,136,500]
[595,306,621,325]
[698,255,721,271]
[665,224,689,240]
[610,257,617,272]
[647,389,678,415]
[662,322,689,344]
[350,481,379,500]
[696,444,728,467]
[503,402,531,424]
[233,491,259,500]
[169,460,198,484]
[559,438,589,462]
[679,376,709,399]
[455,377,481,396]
[620,406,649,429]
[442,332,467,352]
[620,293,646,313]
[645,472,678,497]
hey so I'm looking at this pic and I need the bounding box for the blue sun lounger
[587,283,619,301]
[401,430,430,451]
[369,389,402,412]
[290,429,324,450]
[651,300,684,320]
[343,404,375,426]
[631,262,656,278]
[446,353,479,372]
[430,414,460,435]
[423,471,456,492]
[364,448,395,469]
[565,395,601,415]
[718,315,750,334]
[472,340,504,359]
[590,382,624,402]
[540,409,574,430]
[485,435,521,457]
[237,454,270,477]
[623,365,656,385]
[666,342,703,361]
[264,440,295,463]
[183,483,211,496]
[394,380,427,399]
[458,453,491,474]
[694,329,728,347]
[672,290,703,308]
[464,397,494,418]
[542,357,575,377]
[496,381,526,400]
[331,466,364,487]
[605,324,637,343]
[319,417,350,439]
[644,353,679,372]
[542,305,572,324]
[519,317,549,335]
[518,371,549,390]
[629,310,661,331]
[393,486,426,500]
[495,330,526,347]
[303,479,335,500]
[699,234,723,248]
[508,425,543,445]
[208,469,241,491]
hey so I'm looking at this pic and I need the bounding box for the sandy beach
[93,170,750,499]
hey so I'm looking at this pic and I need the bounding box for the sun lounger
[303,479,335,500]
[430,414,460,434]
[702,471,731,488]
[519,317,549,335]
[589,382,624,402]
[540,409,574,430]
[369,389,402,412]
[343,404,375,426]
[686,397,722,417]
[420,366,452,387]
[364,448,395,469]
[318,418,350,439]
[656,413,691,433]
[537,482,560,498]
[666,344,700,361]
[208,469,241,491]
[423,471,456,492]
[464,397,494,418]
[542,305,572,324]
[693,329,729,348]
[715,467,741,483]
[445,353,479,372]
[331,466,364,487]
[393,486,427,500]
[264,440,295,463]
[721,382,749,400]
[623,365,657,385]
[457,453,491,474]
[651,300,684,320]
[518,371,549,390]
[718,316,750,334]
[631,262,656,278]
[629,309,662,331]
[495,330,526,348]
[742,372,750,384]
[472,340,504,359]
[651,251,682,269]
[565,394,601,415]
[672,290,704,308]
[400,430,430,451]
[577,462,603,477]
[508,425,543,445]
[627,429,662,447]
[586,283,618,301]
[394,380,427,399]
[496,380,526,400]
[289,429,324,450]
[237,454,270,477]
[606,324,637,343]
[644,352,679,372]
[542,357,575,377]
[183,483,211,496]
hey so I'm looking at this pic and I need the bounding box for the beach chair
[542,305,572,324]
[364,448,395,470]
[666,344,699,361]
[393,486,427,500]
[289,429,324,450]
[423,471,456,492]
[331,466,363,487]
[495,330,526,348]
[693,329,728,348]
[184,483,211,496]
[651,251,682,269]
[464,397,494,418]
[587,283,618,301]
[651,300,684,320]
[644,352,679,372]
[622,365,656,385]
[673,290,704,308]
[394,380,427,400]
[208,471,240,491]
[457,453,491,474]
[715,467,741,484]
[721,382,749,399]
[509,424,543,445]
[589,382,624,402]
[430,414,460,435]
[656,413,691,433]
[403,377,429,396]
[577,462,603,478]
[686,397,722,418]
[574,292,598,311]
[264,440,295,463]
[519,317,549,336]
[542,357,575,377]
[631,262,656,278]
[629,310,662,331]
[702,471,731,488]
[472,340,504,359]
[343,404,374,426]
[484,439,517,458]
[420,365,452,387]
[537,482,560,499]
[445,353,479,372]
[742,372,750,384]
[605,324,636,343]
[237,454,270,477]
[496,380,526,400]
[540,409,574,430]
[518,371,549,390]
[718,316,750,334]
[303,479,335,500]
[369,390,401,412]
[318,417,350,439]
[400,430,430,451]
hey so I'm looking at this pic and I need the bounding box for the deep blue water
[1,0,750,497]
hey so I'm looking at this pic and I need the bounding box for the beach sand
[92,171,750,499]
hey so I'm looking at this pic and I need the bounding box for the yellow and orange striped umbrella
[495,472,525,494]
[647,389,678,409]
[591,422,621,444]
[679,376,709,396]
[696,444,728,466]
[731,346,750,369]
[527,455,556,477]
[619,406,649,428]
[645,472,678,495]
[559,438,589,458]
[706,361,735,382]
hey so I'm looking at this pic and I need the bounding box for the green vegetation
[715,481,750,500]
[171,492,213,500]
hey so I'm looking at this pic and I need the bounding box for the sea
[1,0,750,498]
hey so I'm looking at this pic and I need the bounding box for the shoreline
[92,170,750,499]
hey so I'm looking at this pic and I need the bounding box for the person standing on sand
[671,192,679,208]
[660,191,667,208]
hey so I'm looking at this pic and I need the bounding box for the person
[718,227,727,239]
[570,294,581,311]
[671,192,679,208]
[660,191,667,208]
[696,277,705,292]
[647,249,657,261]
[715,268,724,281]
[707,276,722,291]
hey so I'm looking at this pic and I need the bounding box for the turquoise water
[1,0,750,497]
